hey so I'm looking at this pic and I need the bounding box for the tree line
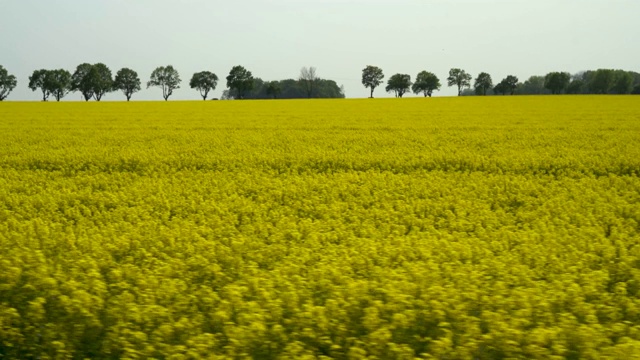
[1,64,639,101]
[0,64,344,101]
[362,66,640,98]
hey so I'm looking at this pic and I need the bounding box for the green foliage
[385,74,412,98]
[265,81,281,99]
[71,63,114,101]
[189,71,219,100]
[494,75,518,96]
[226,78,344,100]
[46,69,73,102]
[71,63,96,101]
[28,69,51,101]
[516,76,549,95]
[0,65,18,101]
[411,71,441,97]
[447,68,472,96]
[544,72,571,95]
[611,70,634,94]
[91,63,114,101]
[474,72,493,96]
[147,65,181,101]
[362,65,385,98]
[588,69,616,94]
[113,68,141,101]
[299,67,318,98]
[226,65,254,100]
[567,79,585,94]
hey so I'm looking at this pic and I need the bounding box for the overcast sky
[1,0,638,100]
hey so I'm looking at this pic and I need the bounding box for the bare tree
[299,66,318,98]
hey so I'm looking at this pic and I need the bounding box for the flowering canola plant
[1,96,640,359]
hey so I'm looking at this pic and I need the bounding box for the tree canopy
[11,63,640,100]
[190,71,219,100]
[0,65,17,101]
[362,65,384,98]
[544,72,571,95]
[502,75,519,95]
[223,77,344,100]
[114,68,141,101]
[299,67,318,98]
[517,76,549,95]
[492,76,518,96]
[265,81,282,99]
[28,69,51,101]
[71,63,95,101]
[226,66,254,100]
[70,63,113,101]
[385,74,412,98]
[447,68,472,96]
[91,63,114,101]
[31,69,72,102]
[474,72,493,96]
[411,71,441,97]
[147,66,181,101]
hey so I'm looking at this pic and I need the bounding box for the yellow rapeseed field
[1,96,640,359]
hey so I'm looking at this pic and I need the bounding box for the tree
[220,89,233,100]
[502,75,519,95]
[447,68,472,96]
[493,82,508,95]
[29,69,51,101]
[226,65,254,100]
[517,76,548,95]
[147,65,181,101]
[493,76,518,95]
[362,65,384,98]
[385,74,412,98]
[544,72,570,94]
[113,68,141,101]
[612,70,633,94]
[266,81,281,99]
[588,69,615,94]
[411,71,441,97]
[91,63,113,101]
[190,71,219,100]
[71,63,95,101]
[46,69,72,102]
[567,79,585,94]
[0,65,17,101]
[299,66,318,98]
[315,79,345,98]
[474,72,493,96]
[71,63,113,101]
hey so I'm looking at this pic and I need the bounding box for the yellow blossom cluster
[1,96,639,359]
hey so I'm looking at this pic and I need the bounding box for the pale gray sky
[1,0,638,100]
